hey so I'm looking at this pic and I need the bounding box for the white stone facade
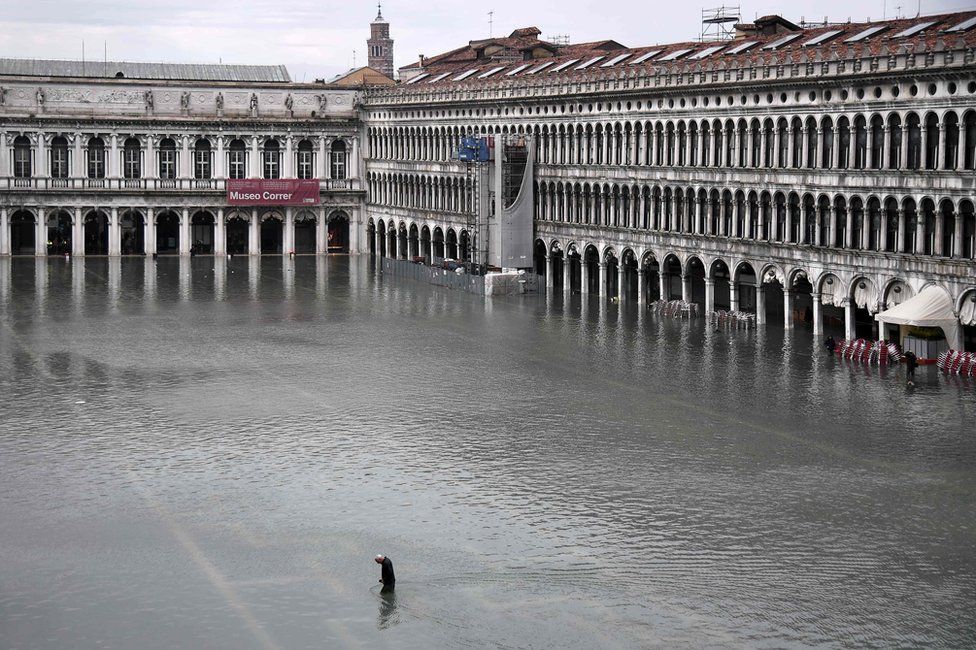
[0,75,366,257]
[361,23,976,341]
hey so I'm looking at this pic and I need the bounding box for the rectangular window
[13,147,31,177]
[297,151,313,179]
[229,151,246,179]
[330,152,346,180]
[194,151,211,179]
[88,148,105,178]
[159,150,176,179]
[124,149,141,179]
[50,148,69,178]
[263,151,280,179]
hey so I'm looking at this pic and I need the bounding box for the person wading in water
[375,555,395,591]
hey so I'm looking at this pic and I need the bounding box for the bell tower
[367,3,394,79]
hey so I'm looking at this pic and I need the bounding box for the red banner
[227,179,320,206]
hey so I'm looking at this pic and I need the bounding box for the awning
[875,286,962,350]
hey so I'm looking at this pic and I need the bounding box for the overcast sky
[1,0,972,81]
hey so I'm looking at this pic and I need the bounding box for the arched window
[88,137,106,178]
[193,138,212,179]
[297,139,314,179]
[13,136,31,178]
[228,139,246,179]
[263,139,280,179]
[330,140,347,180]
[158,137,176,179]
[50,136,69,178]
[123,137,141,179]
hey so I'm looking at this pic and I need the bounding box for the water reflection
[0,256,973,649]
[377,586,399,630]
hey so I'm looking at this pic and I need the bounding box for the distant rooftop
[0,58,291,83]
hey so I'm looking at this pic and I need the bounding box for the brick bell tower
[367,3,394,79]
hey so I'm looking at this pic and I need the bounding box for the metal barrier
[381,258,486,295]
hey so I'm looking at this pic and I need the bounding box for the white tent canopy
[875,285,962,350]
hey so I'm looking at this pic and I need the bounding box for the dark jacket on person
[381,557,395,585]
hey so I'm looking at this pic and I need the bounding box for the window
[228,139,247,179]
[88,137,106,178]
[629,50,662,65]
[844,25,888,43]
[158,138,176,179]
[762,34,801,50]
[13,136,31,178]
[802,30,843,47]
[123,138,141,179]
[194,139,212,179]
[330,140,347,179]
[50,136,69,178]
[893,21,937,38]
[297,139,314,179]
[263,139,280,179]
[726,41,758,55]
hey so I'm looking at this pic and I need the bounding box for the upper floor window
[263,139,280,179]
[123,137,142,179]
[194,139,212,180]
[13,136,31,178]
[50,136,70,178]
[297,139,314,179]
[158,138,177,179]
[228,139,247,179]
[330,140,347,180]
[88,137,106,178]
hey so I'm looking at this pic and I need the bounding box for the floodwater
[0,255,974,649]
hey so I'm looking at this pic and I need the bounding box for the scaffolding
[701,6,740,42]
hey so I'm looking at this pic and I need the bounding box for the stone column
[251,136,261,178]
[755,283,766,325]
[659,272,668,302]
[0,207,8,256]
[284,207,294,255]
[109,207,120,256]
[773,127,782,167]
[109,134,119,179]
[563,256,573,293]
[953,210,963,258]
[617,265,626,301]
[249,209,260,254]
[318,138,327,179]
[145,208,156,255]
[812,293,823,335]
[866,126,875,169]
[799,205,808,246]
[215,209,226,256]
[896,209,906,253]
[915,215,926,254]
[681,274,691,303]
[145,135,156,180]
[37,134,49,180]
[284,136,294,178]
[545,255,554,289]
[180,208,191,255]
[215,136,225,179]
[730,281,739,313]
[900,120,910,168]
[934,212,944,256]
[581,261,590,294]
[316,206,327,254]
[180,136,191,180]
[937,123,946,170]
[704,278,715,313]
[598,262,607,297]
[636,266,645,304]
[844,299,855,341]
[35,208,46,256]
[783,289,794,329]
[72,208,84,256]
[832,125,841,168]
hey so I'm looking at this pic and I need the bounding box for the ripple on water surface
[0,256,974,649]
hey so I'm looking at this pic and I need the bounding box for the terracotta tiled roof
[396,11,976,88]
